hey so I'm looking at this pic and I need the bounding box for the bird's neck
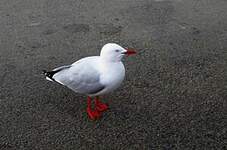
[100,55,122,63]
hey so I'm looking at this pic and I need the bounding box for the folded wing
[53,57,105,95]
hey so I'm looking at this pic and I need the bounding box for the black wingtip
[42,70,57,82]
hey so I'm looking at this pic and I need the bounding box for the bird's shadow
[43,85,85,117]
[43,82,141,124]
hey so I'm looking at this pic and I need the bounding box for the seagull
[43,43,136,120]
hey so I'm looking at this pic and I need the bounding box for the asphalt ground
[0,0,226,149]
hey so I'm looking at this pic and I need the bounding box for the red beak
[124,48,136,56]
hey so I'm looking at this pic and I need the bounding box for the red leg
[86,96,101,120]
[95,96,108,112]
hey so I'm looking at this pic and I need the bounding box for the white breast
[99,61,125,95]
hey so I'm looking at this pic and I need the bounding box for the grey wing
[52,59,105,95]
[53,65,71,72]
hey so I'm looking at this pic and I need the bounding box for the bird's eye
[115,50,120,52]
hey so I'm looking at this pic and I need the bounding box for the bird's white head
[100,43,136,62]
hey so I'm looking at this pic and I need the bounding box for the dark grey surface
[0,0,226,149]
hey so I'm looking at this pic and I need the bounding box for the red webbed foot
[86,97,101,120]
[95,96,109,112]
[86,107,101,120]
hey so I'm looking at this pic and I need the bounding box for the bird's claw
[95,99,109,112]
[86,108,101,120]
[86,96,109,120]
